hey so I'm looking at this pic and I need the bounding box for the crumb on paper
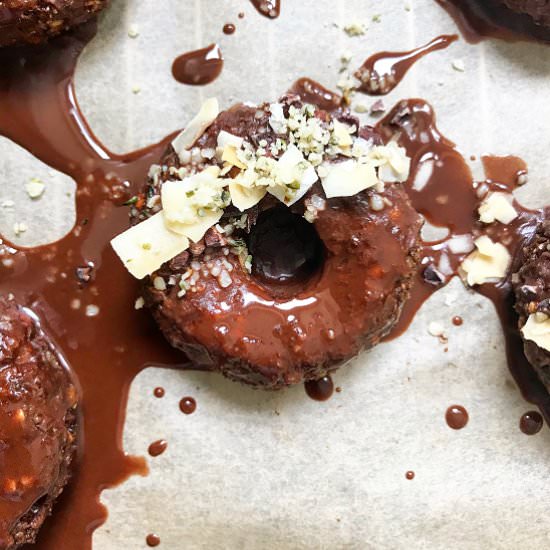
[370,99,386,115]
[25,178,45,199]
[428,321,445,337]
[1,199,15,208]
[128,25,139,38]
[452,59,465,72]
[13,222,27,236]
[517,172,528,186]
[353,102,368,114]
[340,50,353,73]
[132,85,141,94]
[336,74,357,104]
[340,50,353,65]
[343,21,367,37]
[372,14,382,22]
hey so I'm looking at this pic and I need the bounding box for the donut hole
[248,206,324,297]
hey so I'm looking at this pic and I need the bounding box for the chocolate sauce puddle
[436,0,550,43]
[355,35,458,95]
[0,23,199,550]
[373,98,550,423]
[250,0,281,19]
[172,44,223,86]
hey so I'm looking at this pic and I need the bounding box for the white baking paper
[1,1,550,548]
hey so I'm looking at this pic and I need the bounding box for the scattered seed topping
[112,98,411,282]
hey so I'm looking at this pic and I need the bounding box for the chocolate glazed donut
[0,298,79,549]
[0,0,109,47]
[513,220,550,390]
[131,100,423,390]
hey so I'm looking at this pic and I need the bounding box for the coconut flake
[459,236,511,286]
[478,192,518,225]
[522,314,550,352]
[171,98,219,161]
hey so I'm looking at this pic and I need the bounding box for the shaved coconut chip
[268,144,318,206]
[269,103,287,134]
[459,235,511,286]
[351,137,373,158]
[171,98,219,161]
[166,209,224,243]
[478,192,518,225]
[332,120,354,147]
[448,234,475,254]
[369,141,411,182]
[161,166,223,226]
[111,212,189,279]
[222,145,247,169]
[217,130,244,149]
[229,183,267,211]
[320,159,378,198]
[522,314,550,352]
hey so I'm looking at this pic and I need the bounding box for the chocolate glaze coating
[502,0,550,26]
[0,298,79,549]
[0,0,108,46]
[134,99,423,389]
[514,220,550,389]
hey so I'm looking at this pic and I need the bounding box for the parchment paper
[1,1,550,548]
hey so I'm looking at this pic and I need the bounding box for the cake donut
[0,0,109,47]
[112,95,423,389]
[0,297,79,549]
[513,220,550,390]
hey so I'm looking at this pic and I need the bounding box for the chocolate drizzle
[373,99,550,424]
[172,44,224,86]
[375,99,478,339]
[0,23,195,550]
[355,35,458,96]
[250,0,281,19]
